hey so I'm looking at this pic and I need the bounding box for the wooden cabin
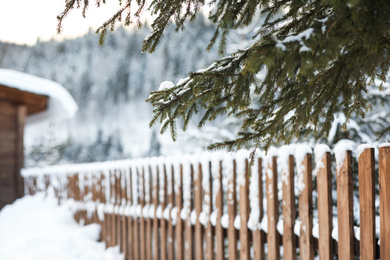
[0,69,77,209]
[0,85,49,208]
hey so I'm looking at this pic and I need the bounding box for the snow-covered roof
[0,69,78,126]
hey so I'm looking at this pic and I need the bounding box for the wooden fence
[22,143,390,259]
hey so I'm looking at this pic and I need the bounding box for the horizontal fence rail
[22,143,390,259]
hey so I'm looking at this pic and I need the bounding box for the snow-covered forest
[0,16,226,166]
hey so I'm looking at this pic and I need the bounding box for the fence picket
[160,163,168,260]
[184,164,194,260]
[145,166,152,260]
[127,168,134,260]
[379,145,390,259]
[239,159,250,260]
[227,159,237,260]
[316,152,333,260]
[175,164,184,260]
[298,153,314,260]
[194,163,204,260]
[282,155,296,260]
[358,147,376,259]
[214,161,224,260]
[152,163,159,260]
[203,161,213,260]
[133,167,140,260]
[336,150,354,260]
[266,156,280,260]
[140,167,146,260]
[167,164,175,260]
[252,157,264,260]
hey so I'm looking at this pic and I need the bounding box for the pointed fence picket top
[23,143,390,260]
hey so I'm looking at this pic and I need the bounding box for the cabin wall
[0,100,26,209]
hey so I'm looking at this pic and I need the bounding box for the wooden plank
[227,159,237,260]
[298,153,314,260]
[316,151,333,260]
[116,171,122,247]
[160,164,167,260]
[184,164,194,260]
[358,147,376,259]
[214,161,224,260]
[266,156,280,260]
[239,159,250,260]
[121,170,128,258]
[336,150,354,260]
[128,168,134,260]
[133,167,139,260]
[175,164,184,260]
[251,157,264,260]
[379,145,390,259]
[282,155,296,260]
[15,105,26,198]
[152,163,160,260]
[145,166,153,260]
[194,163,204,260]
[203,161,213,260]
[167,164,175,260]
[111,171,117,247]
[0,101,16,116]
[139,167,146,260]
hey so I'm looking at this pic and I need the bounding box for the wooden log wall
[22,143,390,259]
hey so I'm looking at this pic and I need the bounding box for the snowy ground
[0,192,123,260]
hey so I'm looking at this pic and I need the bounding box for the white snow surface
[313,144,330,177]
[0,69,78,126]
[357,144,375,158]
[0,193,123,260]
[334,139,354,171]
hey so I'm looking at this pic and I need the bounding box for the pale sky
[0,0,129,45]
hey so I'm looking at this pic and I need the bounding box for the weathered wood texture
[0,101,26,209]
[316,152,333,260]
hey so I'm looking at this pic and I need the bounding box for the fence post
[315,148,333,260]
[266,156,280,260]
[379,145,390,259]
[358,147,376,259]
[335,148,354,260]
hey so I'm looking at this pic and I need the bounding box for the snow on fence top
[0,69,78,125]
